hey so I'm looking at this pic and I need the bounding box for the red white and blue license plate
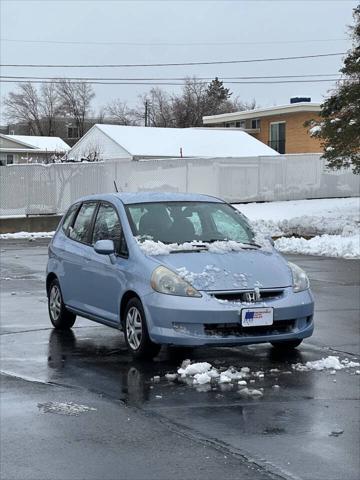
[241,307,274,327]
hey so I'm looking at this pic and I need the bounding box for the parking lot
[1,239,359,480]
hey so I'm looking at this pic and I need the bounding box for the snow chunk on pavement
[194,372,212,385]
[293,356,360,371]
[178,362,212,376]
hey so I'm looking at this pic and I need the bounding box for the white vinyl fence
[0,154,359,217]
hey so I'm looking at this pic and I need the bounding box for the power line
[0,73,341,81]
[0,37,348,46]
[0,79,340,85]
[0,52,345,68]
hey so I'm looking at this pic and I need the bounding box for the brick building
[202,98,322,154]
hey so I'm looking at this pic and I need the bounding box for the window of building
[251,119,260,129]
[269,122,286,154]
[6,154,14,165]
[67,126,80,139]
[236,121,246,128]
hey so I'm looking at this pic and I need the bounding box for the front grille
[212,289,284,303]
[204,319,295,337]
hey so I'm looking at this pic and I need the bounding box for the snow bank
[275,234,360,259]
[234,198,360,238]
[235,198,360,259]
[0,231,55,240]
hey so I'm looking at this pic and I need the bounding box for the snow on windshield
[136,238,272,256]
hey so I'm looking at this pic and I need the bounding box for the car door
[83,202,128,324]
[61,201,99,313]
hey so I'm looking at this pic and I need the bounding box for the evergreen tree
[206,77,232,102]
[205,77,233,115]
[307,6,360,173]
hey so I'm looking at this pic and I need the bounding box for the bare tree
[3,82,45,135]
[106,99,139,125]
[40,82,62,135]
[171,78,209,127]
[137,88,174,127]
[56,80,95,137]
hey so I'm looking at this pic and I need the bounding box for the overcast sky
[0,0,358,121]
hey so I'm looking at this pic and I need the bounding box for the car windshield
[125,201,255,245]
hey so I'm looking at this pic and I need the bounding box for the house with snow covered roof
[0,134,70,165]
[203,98,322,154]
[67,124,278,162]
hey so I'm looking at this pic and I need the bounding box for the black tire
[48,278,76,330]
[271,339,303,350]
[123,297,161,359]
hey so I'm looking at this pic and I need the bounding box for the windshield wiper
[203,239,261,249]
[169,244,209,253]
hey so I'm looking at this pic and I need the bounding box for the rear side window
[62,203,80,236]
[69,202,97,244]
[92,203,128,256]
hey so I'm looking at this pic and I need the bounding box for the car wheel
[124,298,161,359]
[48,279,76,330]
[271,339,303,350]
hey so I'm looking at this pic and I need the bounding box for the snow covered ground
[0,231,55,240]
[235,197,360,259]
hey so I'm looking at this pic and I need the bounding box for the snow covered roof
[89,124,278,157]
[203,102,321,124]
[0,134,70,151]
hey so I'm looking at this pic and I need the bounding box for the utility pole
[144,100,149,127]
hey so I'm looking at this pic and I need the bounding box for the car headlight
[288,262,310,292]
[151,266,202,297]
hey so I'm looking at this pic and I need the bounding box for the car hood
[152,249,292,291]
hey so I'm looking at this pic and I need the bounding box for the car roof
[76,191,224,205]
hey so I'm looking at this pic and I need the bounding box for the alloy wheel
[49,284,61,321]
[126,306,143,350]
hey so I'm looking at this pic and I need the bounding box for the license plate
[241,307,273,327]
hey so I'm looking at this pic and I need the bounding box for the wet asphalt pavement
[1,240,359,480]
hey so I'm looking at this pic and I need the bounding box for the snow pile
[235,198,360,238]
[0,231,55,240]
[292,356,360,372]
[177,360,251,385]
[178,361,212,376]
[235,198,360,259]
[275,234,360,259]
[160,356,360,393]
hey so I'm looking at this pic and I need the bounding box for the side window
[69,202,97,244]
[62,203,80,236]
[93,203,128,256]
[211,209,249,243]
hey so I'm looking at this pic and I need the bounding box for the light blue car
[46,192,314,358]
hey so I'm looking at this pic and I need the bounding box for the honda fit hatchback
[46,192,314,358]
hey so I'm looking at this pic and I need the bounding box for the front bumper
[143,287,314,346]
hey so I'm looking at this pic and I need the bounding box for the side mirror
[94,239,115,255]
